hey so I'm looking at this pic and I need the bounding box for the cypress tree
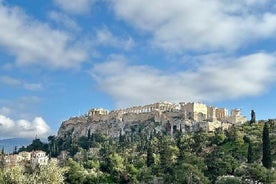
[87,128,91,140]
[247,140,253,163]
[119,130,124,143]
[262,122,272,169]
[250,110,256,125]
[159,137,173,174]
[176,130,185,162]
[146,143,154,167]
[0,147,5,169]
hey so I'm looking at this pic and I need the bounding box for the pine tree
[247,140,253,163]
[262,122,272,169]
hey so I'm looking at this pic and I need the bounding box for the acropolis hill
[58,102,247,139]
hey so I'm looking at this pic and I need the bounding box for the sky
[0,0,276,139]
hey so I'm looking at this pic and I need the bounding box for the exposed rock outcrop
[58,110,193,139]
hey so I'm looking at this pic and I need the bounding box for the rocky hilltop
[58,110,187,139]
[57,102,247,139]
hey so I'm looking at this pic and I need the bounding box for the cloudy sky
[1,0,276,139]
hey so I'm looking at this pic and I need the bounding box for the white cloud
[0,96,42,120]
[0,76,42,90]
[0,107,11,116]
[48,11,81,31]
[53,0,96,14]
[111,0,276,52]
[0,2,87,69]
[0,115,50,139]
[95,28,134,50]
[91,53,276,108]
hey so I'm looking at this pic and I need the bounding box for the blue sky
[0,0,276,139]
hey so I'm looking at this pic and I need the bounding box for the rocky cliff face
[57,110,195,139]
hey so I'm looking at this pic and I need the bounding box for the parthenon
[112,101,178,114]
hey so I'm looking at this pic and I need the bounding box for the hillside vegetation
[1,120,276,183]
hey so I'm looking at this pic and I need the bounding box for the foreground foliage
[2,120,276,183]
[0,161,65,184]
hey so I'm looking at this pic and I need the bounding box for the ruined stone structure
[58,101,248,139]
[88,108,109,117]
[207,106,217,121]
[112,101,178,114]
[225,109,247,125]
[177,102,246,124]
[87,101,247,126]
[216,108,228,119]
[180,102,208,121]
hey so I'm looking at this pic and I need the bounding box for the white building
[31,150,49,167]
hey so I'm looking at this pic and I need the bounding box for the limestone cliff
[57,110,194,139]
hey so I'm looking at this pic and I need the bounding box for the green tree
[30,161,65,184]
[107,152,128,183]
[250,110,256,125]
[192,131,209,154]
[48,135,58,157]
[64,158,86,184]
[77,136,89,150]
[212,132,226,145]
[18,138,47,152]
[0,148,5,170]
[146,142,154,167]
[242,164,271,183]
[216,176,241,184]
[247,140,253,163]
[87,128,91,140]
[262,122,272,169]
[166,163,209,184]
[137,166,153,183]
[0,169,3,184]
[2,166,28,184]
[206,150,238,182]
[159,136,174,174]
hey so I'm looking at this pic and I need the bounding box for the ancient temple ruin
[87,101,247,132]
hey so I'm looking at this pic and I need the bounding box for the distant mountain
[0,138,33,153]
